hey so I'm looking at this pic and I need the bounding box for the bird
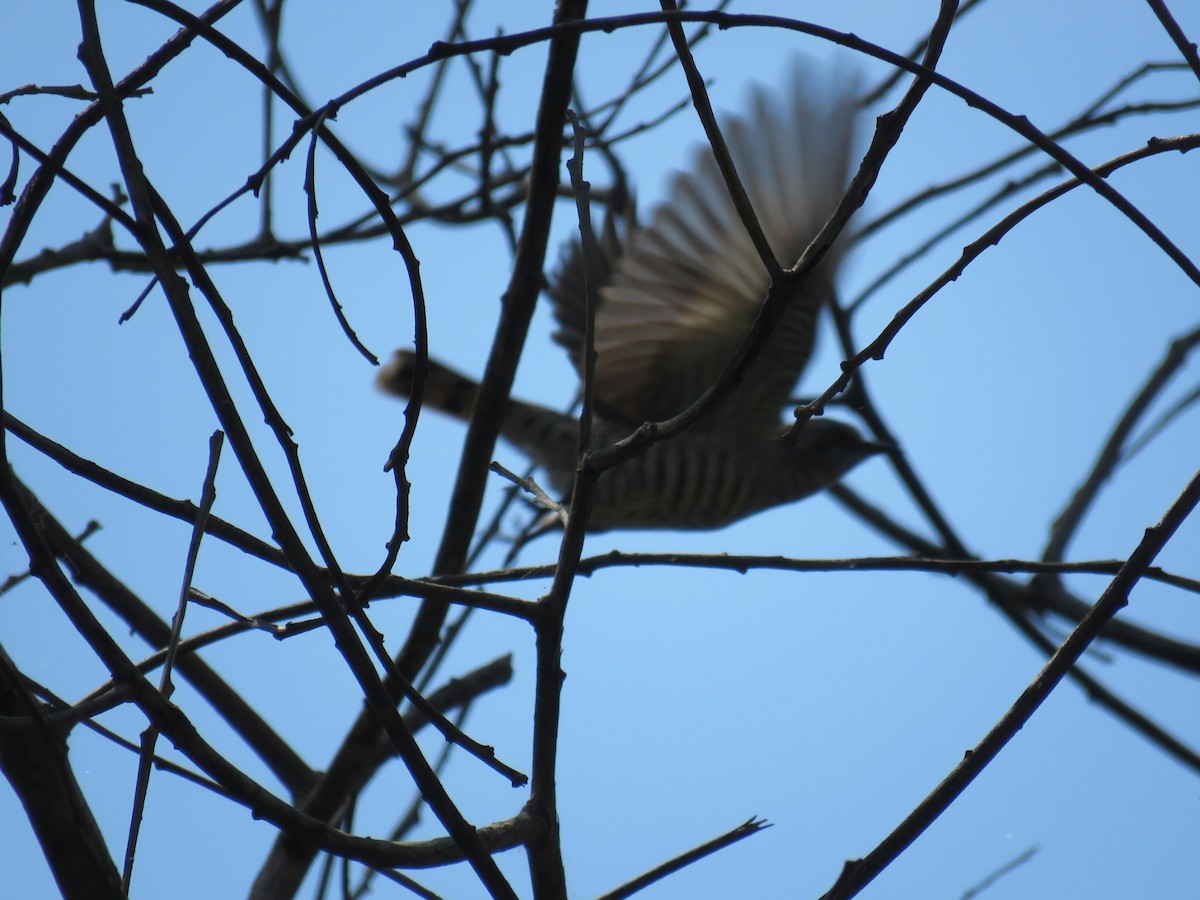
[378,66,883,533]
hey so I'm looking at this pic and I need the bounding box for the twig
[959,845,1039,899]
[1144,0,1200,82]
[122,431,223,892]
[1044,323,1200,562]
[597,817,771,900]
[489,461,569,525]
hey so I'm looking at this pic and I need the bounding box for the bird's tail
[377,349,481,420]
[377,349,579,485]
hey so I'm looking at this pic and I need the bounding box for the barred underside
[586,437,786,531]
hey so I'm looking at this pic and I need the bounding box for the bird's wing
[550,64,859,430]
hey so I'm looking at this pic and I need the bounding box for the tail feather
[377,349,480,420]
[377,349,579,487]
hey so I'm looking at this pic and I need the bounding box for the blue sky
[2,2,1199,898]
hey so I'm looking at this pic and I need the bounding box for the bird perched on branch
[379,68,883,532]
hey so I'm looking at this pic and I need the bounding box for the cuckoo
[378,70,883,532]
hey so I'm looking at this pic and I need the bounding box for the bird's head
[781,419,889,494]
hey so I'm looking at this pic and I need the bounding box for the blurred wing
[551,64,860,429]
[546,195,633,394]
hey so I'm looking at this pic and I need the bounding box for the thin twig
[597,818,771,900]
[122,431,223,892]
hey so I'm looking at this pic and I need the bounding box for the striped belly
[585,436,770,531]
